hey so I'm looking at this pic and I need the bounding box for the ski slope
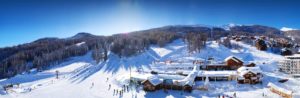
[0,39,299,98]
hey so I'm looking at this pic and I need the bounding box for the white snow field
[0,39,299,98]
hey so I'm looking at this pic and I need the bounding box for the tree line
[1,25,296,79]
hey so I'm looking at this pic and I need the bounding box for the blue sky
[0,0,300,47]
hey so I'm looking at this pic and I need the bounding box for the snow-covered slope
[0,39,299,98]
[281,27,297,31]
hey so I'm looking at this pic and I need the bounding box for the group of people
[218,92,237,98]
[113,85,130,97]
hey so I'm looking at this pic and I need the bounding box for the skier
[113,89,115,95]
[90,82,94,89]
[108,84,111,90]
[127,86,129,92]
[233,92,236,98]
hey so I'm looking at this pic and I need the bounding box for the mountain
[70,32,96,39]
[1,38,300,98]
[0,24,297,79]
[283,30,300,43]
[230,25,282,35]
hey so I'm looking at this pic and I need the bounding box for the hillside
[0,39,299,98]
[1,24,298,79]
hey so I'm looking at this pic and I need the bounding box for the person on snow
[90,82,94,88]
[108,84,111,90]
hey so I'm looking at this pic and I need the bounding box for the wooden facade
[201,65,229,70]
[142,79,193,92]
[245,63,256,67]
[195,75,236,81]
[225,57,243,68]
[142,80,162,91]
[201,56,244,70]
[238,71,261,84]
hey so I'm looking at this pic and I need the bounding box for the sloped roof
[143,75,163,86]
[173,65,198,86]
[237,66,262,76]
[198,71,237,77]
[268,82,292,95]
[224,56,243,63]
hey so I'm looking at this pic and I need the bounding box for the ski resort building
[279,54,300,77]
[201,56,243,70]
[195,71,237,81]
[142,66,198,92]
[140,56,261,92]
[141,76,163,91]
[267,83,293,98]
[237,66,262,84]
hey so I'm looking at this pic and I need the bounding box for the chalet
[237,66,262,84]
[267,83,293,98]
[245,63,256,67]
[201,56,243,70]
[235,38,242,41]
[225,56,243,67]
[170,65,198,92]
[142,76,163,91]
[142,66,198,92]
[281,48,293,56]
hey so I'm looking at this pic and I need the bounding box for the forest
[0,25,298,79]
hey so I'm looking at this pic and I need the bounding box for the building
[279,54,300,77]
[201,56,243,70]
[267,83,293,98]
[142,66,198,92]
[142,76,163,91]
[195,71,237,81]
[225,56,243,68]
[237,66,262,84]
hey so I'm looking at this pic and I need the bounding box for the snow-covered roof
[173,66,198,86]
[198,71,237,77]
[205,64,227,66]
[224,56,243,63]
[153,62,195,66]
[285,54,300,59]
[237,66,261,76]
[145,76,163,86]
[268,82,293,95]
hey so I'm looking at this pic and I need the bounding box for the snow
[198,71,236,77]
[220,23,241,31]
[281,27,297,31]
[1,39,300,98]
[285,54,300,59]
[145,76,163,86]
[75,42,86,46]
[237,66,262,75]
[267,82,292,95]
[174,66,198,86]
[224,56,242,63]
